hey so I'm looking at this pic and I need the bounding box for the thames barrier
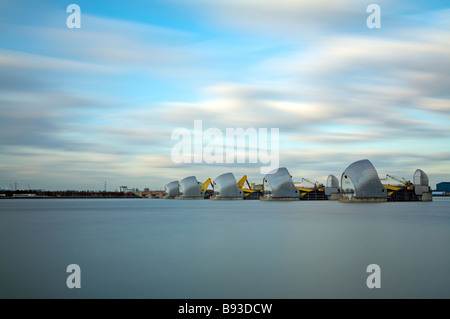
[164,159,433,202]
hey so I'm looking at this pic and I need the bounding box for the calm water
[0,198,449,299]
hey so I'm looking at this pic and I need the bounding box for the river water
[0,198,449,299]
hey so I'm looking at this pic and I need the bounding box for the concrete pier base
[210,197,244,200]
[329,194,340,201]
[260,197,300,201]
[338,197,387,203]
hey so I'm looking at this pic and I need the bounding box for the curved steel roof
[165,181,180,197]
[413,169,429,186]
[212,172,243,198]
[341,159,387,198]
[179,176,203,198]
[263,167,299,198]
[327,174,339,188]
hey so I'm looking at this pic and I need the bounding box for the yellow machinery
[386,174,413,186]
[381,172,429,201]
[383,174,414,197]
[297,178,324,190]
[201,178,212,193]
[237,175,248,189]
[237,175,261,199]
[295,178,326,200]
[199,178,214,199]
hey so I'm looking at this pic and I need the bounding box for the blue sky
[0,0,449,191]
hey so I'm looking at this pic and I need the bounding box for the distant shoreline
[1,195,450,199]
[0,196,156,199]
[0,190,165,199]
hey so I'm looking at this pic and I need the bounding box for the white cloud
[175,0,371,39]
[2,14,214,81]
[416,97,450,114]
[1,1,449,190]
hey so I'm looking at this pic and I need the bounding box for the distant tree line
[0,189,140,198]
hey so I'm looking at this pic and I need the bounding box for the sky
[0,0,449,191]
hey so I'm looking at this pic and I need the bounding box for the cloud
[0,11,216,164]
[1,10,216,85]
[415,97,450,115]
[174,0,373,39]
[1,1,449,190]
[273,149,450,184]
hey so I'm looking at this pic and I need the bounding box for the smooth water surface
[0,198,449,298]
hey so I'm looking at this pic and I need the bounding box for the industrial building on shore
[436,182,450,193]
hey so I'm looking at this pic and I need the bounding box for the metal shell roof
[413,169,429,186]
[341,159,387,198]
[263,167,299,198]
[165,181,180,197]
[327,174,339,188]
[213,172,243,198]
[179,176,203,198]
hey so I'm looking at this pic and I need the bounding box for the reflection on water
[0,198,449,298]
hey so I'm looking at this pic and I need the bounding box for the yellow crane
[200,178,212,192]
[237,175,260,197]
[386,174,412,186]
[295,178,324,198]
[237,175,251,189]
[301,178,324,189]
[383,174,413,196]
